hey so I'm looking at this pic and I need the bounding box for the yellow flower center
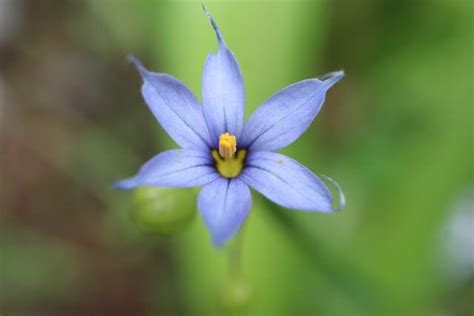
[213,132,246,178]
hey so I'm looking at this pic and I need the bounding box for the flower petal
[241,71,344,151]
[239,151,335,212]
[131,56,212,150]
[198,178,251,246]
[115,149,219,189]
[201,7,245,145]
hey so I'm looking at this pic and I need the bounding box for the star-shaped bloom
[116,8,345,246]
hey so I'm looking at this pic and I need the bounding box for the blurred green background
[1,0,472,315]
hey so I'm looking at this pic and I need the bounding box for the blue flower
[116,8,345,246]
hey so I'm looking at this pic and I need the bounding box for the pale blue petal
[201,8,245,145]
[198,178,251,246]
[239,151,335,212]
[115,149,219,189]
[131,56,212,150]
[241,71,344,151]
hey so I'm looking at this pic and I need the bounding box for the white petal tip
[321,175,346,211]
[319,70,345,88]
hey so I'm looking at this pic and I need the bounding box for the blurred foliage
[0,0,472,315]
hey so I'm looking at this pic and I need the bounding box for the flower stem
[228,228,244,278]
[219,229,251,311]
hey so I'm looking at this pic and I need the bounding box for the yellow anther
[218,132,237,159]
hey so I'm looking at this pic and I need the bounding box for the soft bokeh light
[1,1,472,315]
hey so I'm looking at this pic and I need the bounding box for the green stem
[228,229,244,279]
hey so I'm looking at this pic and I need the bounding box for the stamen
[219,132,237,159]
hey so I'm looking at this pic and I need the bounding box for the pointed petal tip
[320,70,345,88]
[321,175,346,212]
[113,178,137,190]
[201,3,209,15]
[211,231,236,247]
[127,54,147,77]
[202,4,224,45]
[212,236,225,247]
[332,69,345,80]
[198,179,250,248]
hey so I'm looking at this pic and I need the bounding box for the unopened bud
[131,187,196,235]
[219,276,252,312]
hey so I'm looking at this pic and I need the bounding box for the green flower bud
[131,186,196,235]
[219,276,252,312]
